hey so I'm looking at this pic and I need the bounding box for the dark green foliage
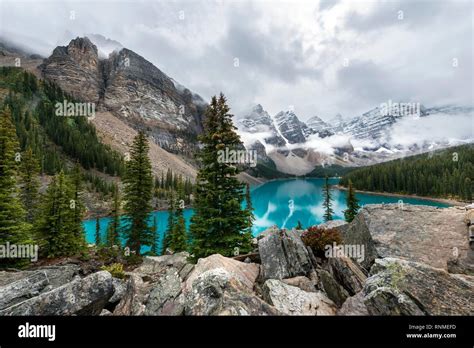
[322,175,334,222]
[95,217,101,246]
[168,182,187,252]
[0,67,124,177]
[339,144,474,201]
[106,183,121,247]
[301,226,342,259]
[150,215,159,256]
[34,171,86,258]
[0,108,32,266]
[343,180,360,222]
[19,147,40,222]
[189,94,252,260]
[122,131,154,254]
[163,192,175,253]
[245,183,255,233]
[295,220,304,230]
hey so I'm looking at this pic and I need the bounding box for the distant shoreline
[333,184,465,207]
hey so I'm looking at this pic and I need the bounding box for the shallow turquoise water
[83,178,450,253]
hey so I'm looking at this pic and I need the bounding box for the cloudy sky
[1,0,472,121]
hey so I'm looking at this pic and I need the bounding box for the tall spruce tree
[70,163,85,241]
[343,180,360,222]
[465,178,472,202]
[95,217,101,246]
[169,181,187,252]
[122,131,153,254]
[189,94,252,260]
[35,171,85,257]
[106,183,121,247]
[245,183,255,234]
[150,215,159,255]
[19,147,40,223]
[163,191,175,253]
[322,175,334,222]
[0,108,31,266]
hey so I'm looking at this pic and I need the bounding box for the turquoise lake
[83,178,451,253]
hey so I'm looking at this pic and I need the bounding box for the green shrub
[101,262,125,279]
[301,226,342,258]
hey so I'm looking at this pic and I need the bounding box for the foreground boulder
[0,271,113,315]
[337,292,369,316]
[185,268,279,315]
[184,254,259,293]
[0,265,80,310]
[327,254,366,296]
[262,279,336,315]
[363,258,474,315]
[341,204,470,270]
[258,228,314,281]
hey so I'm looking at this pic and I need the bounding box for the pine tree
[95,217,101,246]
[245,183,255,234]
[169,181,187,252]
[70,163,85,241]
[322,176,334,222]
[343,180,360,222]
[189,94,252,260]
[150,215,159,255]
[465,178,472,202]
[0,108,31,265]
[122,131,153,254]
[19,147,40,223]
[295,220,303,230]
[106,183,121,247]
[35,171,85,257]
[163,191,175,253]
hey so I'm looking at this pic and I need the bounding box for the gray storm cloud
[0,0,472,121]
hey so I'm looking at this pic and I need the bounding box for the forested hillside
[339,144,473,201]
[0,67,124,177]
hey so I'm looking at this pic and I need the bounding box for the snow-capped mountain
[306,115,333,137]
[237,102,474,175]
[273,110,310,144]
[341,104,428,142]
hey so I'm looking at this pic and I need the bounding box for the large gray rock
[0,271,113,315]
[113,274,149,315]
[363,258,474,315]
[258,228,314,281]
[185,268,279,315]
[317,220,349,235]
[108,277,127,304]
[342,204,470,270]
[337,291,369,316]
[184,254,259,293]
[144,267,184,315]
[319,270,349,307]
[262,279,337,315]
[0,271,50,310]
[327,253,366,296]
[134,252,191,278]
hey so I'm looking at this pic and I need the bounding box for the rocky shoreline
[1,204,473,316]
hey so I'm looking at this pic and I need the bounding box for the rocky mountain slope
[1,204,472,316]
[40,37,206,155]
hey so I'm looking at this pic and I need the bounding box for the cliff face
[40,37,206,155]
